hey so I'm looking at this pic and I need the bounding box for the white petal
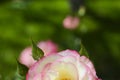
[27,54,62,80]
[43,61,78,80]
[80,56,96,77]
[58,49,80,57]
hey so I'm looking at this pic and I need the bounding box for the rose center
[54,70,74,80]
[61,78,71,80]
[44,62,78,80]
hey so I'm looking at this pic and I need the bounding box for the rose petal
[33,73,41,80]
[19,47,36,67]
[58,49,80,57]
[80,56,96,77]
[57,52,97,80]
[27,54,62,80]
[38,40,58,56]
[43,61,78,80]
[56,55,86,79]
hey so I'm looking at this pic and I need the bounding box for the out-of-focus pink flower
[26,49,101,80]
[63,15,80,30]
[19,40,58,68]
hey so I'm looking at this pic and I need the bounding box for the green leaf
[32,39,44,60]
[17,60,28,77]
[79,43,89,58]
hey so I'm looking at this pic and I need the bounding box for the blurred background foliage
[0,0,120,80]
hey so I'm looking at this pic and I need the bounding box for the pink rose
[26,50,101,80]
[63,15,80,30]
[19,40,58,67]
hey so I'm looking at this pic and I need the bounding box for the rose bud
[63,15,80,30]
[19,40,58,67]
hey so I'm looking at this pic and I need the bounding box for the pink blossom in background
[63,15,80,30]
[27,50,101,80]
[19,40,58,68]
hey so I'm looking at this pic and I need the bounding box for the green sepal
[17,60,28,77]
[79,43,89,58]
[14,72,25,80]
[32,40,44,60]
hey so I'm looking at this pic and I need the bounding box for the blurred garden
[0,0,120,80]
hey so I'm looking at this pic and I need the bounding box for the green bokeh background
[0,0,120,80]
